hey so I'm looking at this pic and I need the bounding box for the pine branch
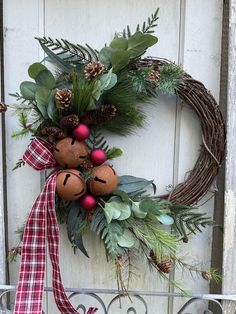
[36,37,99,66]
[158,63,184,95]
[12,158,25,171]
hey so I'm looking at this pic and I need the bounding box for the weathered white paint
[0,52,6,285]
[222,0,236,312]
[3,0,223,313]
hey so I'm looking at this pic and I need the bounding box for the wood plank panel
[173,0,223,313]
[44,0,181,313]
[222,0,236,312]
[3,0,45,309]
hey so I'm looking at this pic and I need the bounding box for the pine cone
[0,102,7,113]
[80,159,94,171]
[157,260,173,274]
[84,61,105,80]
[202,271,212,281]
[40,127,67,143]
[82,105,117,125]
[147,70,160,87]
[60,114,79,131]
[55,89,72,109]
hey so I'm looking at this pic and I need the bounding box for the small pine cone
[84,61,105,80]
[0,102,7,113]
[147,70,160,87]
[9,246,22,255]
[55,88,72,109]
[60,114,79,131]
[157,260,173,274]
[149,250,157,263]
[82,105,117,125]
[202,271,212,281]
[80,159,94,171]
[40,127,67,143]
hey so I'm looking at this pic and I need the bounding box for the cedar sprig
[123,8,159,38]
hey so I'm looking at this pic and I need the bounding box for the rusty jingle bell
[88,164,118,196]
[53,137,88,168]
[56,169,86,200]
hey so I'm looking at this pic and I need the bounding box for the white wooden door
[3,1,223,313]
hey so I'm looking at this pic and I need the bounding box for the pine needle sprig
[126,217,179,260]
[36,37,98,66]
[158,63,184,95]
[12,158,25,171]
[86,128,109,151]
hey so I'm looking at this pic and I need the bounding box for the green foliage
[127,217,179,259]
[106,147,123,160]
[118,175,155,195]
[91,208,124,259]
[102,197,131,223]
[158,63,184,95]
[123,8,159,37]
[102,71,145,135]
[129,67,156,97]
[170,204,215,240]
[11,112,36,138]
[28,62,47,79]
[20,81,37,100]
[67,201,89,257]
[127,32,158,58]
[12,158,25,171]
[36,37,99,68]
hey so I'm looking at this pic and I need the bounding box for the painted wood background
[2,0,223,313]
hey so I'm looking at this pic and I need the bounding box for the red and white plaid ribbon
[14,138,98,314]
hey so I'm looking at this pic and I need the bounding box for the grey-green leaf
[98,47,113,68]
[131,201,147,219]
[157,214,174,225]
[127,31,158,58]
[35,69,56,89]
[110,49,130,73]
[110,37,128,50]
[117,229,135,248]
[118,175,154,194]
[28,63,47,79]
[20,81,37,100]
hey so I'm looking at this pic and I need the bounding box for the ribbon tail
[13,179,49,314]
[47,173,81,314]
[87,308,98,314]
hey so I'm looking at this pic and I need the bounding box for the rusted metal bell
[88,164,118,196]
[53,137,88,168]
[56,169,86,201]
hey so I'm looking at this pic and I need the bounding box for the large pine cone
[82,105,117,125]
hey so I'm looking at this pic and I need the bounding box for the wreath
[3,8,225,314]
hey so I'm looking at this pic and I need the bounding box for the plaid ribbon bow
[14,138,98,314]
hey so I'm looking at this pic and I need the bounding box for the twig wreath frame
[136,58,225,205]
[2,8,225,313]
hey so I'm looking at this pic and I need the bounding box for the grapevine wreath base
[3,8,225,314]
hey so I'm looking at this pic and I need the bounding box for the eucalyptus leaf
[100,69,117,91]
[28,62,47,79]
[35,86,52,119]
[20,81,37,100]
[131,201,147,219]
[157,214,174,225]
[103,201,122,224]
[110,37,128,50]
[139,198,157,213]
[47,94,57,122]
[118,175,154,194]
[92,80,101,101]
[127,31,158,58]
[112,189,130,204]
[110,49,130,73]
[117,229,135,248]
[35,69,56,89]
[98,47,113,68]
[117,203,131,221]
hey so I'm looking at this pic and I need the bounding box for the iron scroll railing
[0,285,235,313]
